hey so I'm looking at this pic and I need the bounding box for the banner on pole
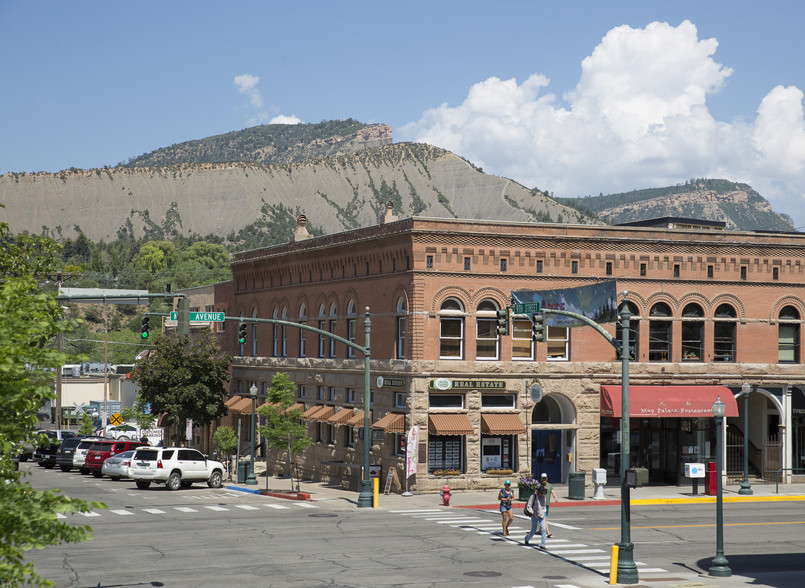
[406,425,420,478]
[512,281,618,327]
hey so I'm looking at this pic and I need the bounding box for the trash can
[237,460,249,484]
[568,471,586,500]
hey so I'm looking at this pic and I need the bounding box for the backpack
[524,493,535,517]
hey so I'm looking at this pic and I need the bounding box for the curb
[225,485,312,500]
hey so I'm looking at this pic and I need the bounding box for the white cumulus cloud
[399,20,805,228]
[233,74,303,127]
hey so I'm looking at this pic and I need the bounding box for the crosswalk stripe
[265,503,290,509]
[143,508,165,514]
[234,504,259,510]
[110,509,135,516]
[79,511,101,517]
[175,507,197,513]
[205,506,229,511]
[294,502,318,508]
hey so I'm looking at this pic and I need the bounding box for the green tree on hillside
[0,217,105,586]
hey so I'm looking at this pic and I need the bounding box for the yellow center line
[592,521,805,531]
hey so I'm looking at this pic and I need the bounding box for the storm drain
[308,513,338,518]
[463,571,502,578]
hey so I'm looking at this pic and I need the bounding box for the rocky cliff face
[0,143,593,242]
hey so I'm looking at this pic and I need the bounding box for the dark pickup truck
[32,430,77,468]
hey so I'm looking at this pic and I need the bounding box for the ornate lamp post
[739,381,753,496]
[709,396,731,577]
[245,383,258,486]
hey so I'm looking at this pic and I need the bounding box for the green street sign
[169,311,225,322]
[512,302,540,315]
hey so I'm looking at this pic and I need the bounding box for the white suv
[128,447,224,490]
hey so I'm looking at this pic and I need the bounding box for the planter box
[517,486,534,501]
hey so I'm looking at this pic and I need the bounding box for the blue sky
[2,1,805,228]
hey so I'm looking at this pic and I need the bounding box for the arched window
[648,302,672,362]
[476,299,499,360]
[346,300,357,358]
[281,307,288,357]
[532,396,562,423]
[329,303,337,358]
[681,303,704,362]
[271,307,279,357]
[713,303,736,362]
[395,297,407,359]
[318,304,327,358]
[298,304,307,358]
[615,301,639,360]
[779,305,800,363]
[439,298,465,359]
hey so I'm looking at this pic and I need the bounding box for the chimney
[292,214,311,242]
[382,201,398,224]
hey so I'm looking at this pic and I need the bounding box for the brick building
[207,211,805,492]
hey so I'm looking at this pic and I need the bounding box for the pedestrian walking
[498,479,514,535]
[539,472,560,537]
[524,484,548,549]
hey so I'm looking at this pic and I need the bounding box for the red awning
[600,385,739,418]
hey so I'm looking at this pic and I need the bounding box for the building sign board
[428,379,506,390]
[512,281,619,327]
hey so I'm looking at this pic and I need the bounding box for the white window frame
[298,385,306,399]
[347,300,356,358]
[298,304,307,358]
[395,297,406,359]
[318,304,327,358]
[318,386,326,401]
[511,318,534,360]
[329,303,337,358]
[546,325,569,361]
[348,388,356,404]
[281,307,288,357]
[439,298,465,360]
[475,299,499,360]
[272,307,279,357]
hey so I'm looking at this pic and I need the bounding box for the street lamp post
[709,396,731,577]
[739,381,753,496]
[246,383,258,486]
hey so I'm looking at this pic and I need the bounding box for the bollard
[609,544,619,585]
[373,476,379,508]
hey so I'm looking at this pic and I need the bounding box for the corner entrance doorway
[532,429,562,481]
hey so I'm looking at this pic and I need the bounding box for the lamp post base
[738,480,753,495]
[245,472,258,486]
[709,554,732,577]
[616,542,639,584]
[357,480,373,508]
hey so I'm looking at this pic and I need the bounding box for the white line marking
[110,509,134,516]
[205,506,229,511]
[294,502,318,508]
[234,504,259,510]
[391,509,444,513]
[79,511,101,517]
[547,549,606,555]
[265,504,289,509]
[175,507,197,513]
[143,508,165,514]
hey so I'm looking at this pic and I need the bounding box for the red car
[85,440,148,477]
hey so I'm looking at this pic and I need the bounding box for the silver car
[101,449,137,481]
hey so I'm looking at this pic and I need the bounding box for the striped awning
[224,395,243,408]
[230,397,254,413]
[371,413,405,433]
[345,410,371,427]
[303,405,325,419]
[428,413,474,435]
[312,406,336,422]
[327,409,354,425]
[286,403,305,414]
[480,413,525,435]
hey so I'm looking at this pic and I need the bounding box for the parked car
[33,430,77,468]
[101,449,138,480]
[85,440,148,477]
[72,437,104,474]
[55,436,88,471]
[129,447,224,490]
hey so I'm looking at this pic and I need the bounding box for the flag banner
[406,425,420,478]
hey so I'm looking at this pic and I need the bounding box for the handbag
[524,494,534,517]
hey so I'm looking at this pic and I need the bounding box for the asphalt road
[20,463,805,588]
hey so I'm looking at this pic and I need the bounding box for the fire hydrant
[440,483,452,506]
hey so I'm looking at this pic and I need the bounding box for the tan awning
[312,406,336,422]
[286,403,305,414]
[224,395,243,408]
[428,413,474,435]
[371,413,405,433]
[230,397,254,413]
[480,413,525,435]
[345,410,371,427]
[303,405,324,419]
[327,409,353,425]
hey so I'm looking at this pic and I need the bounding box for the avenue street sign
[512,302,540,315]
[169,311,225,322]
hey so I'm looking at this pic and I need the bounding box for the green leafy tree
[119,394,158,431]
[0,217,105,586]
[212,426,237,478]
[78,413,95,435]
[132,330,231,445]
[257,373,313,490]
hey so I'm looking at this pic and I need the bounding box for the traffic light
[531,313,545,342]
[140,316,150,340]
[238,323,248,345]
[495,307,510,336]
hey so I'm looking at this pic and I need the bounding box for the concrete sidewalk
[226,474,805,510]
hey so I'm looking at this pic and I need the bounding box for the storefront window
[428,436,463,473]
[481,436,513,471]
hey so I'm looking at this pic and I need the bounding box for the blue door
[532,429,562,482]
